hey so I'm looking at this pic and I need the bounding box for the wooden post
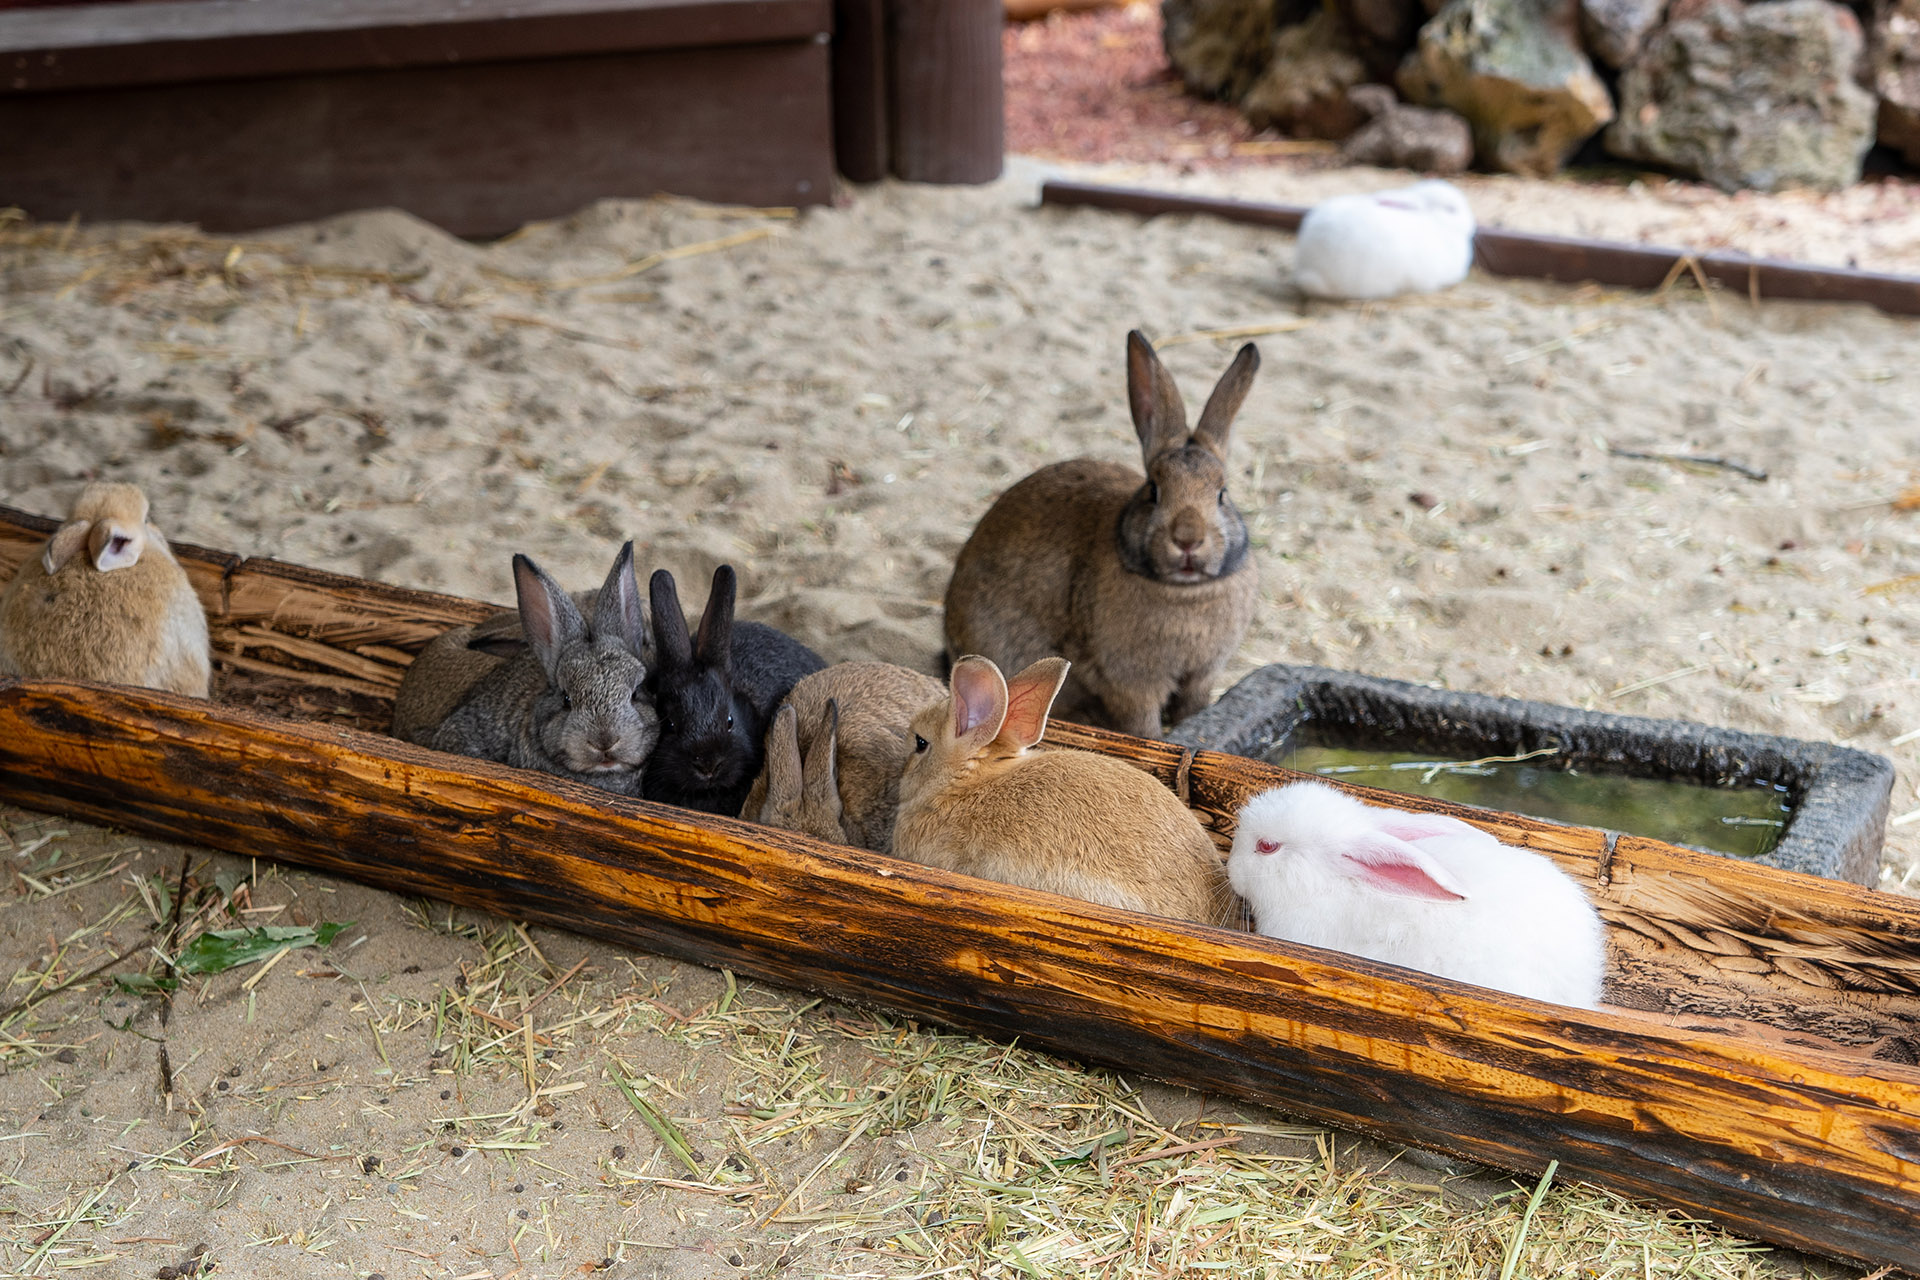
[832,0,890,182]
[886,0,1004,183]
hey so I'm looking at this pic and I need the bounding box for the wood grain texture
[1,678,1919,1268]
[0,0,834,93]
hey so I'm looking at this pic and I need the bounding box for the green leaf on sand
[114,922,352,993]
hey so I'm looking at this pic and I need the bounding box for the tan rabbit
[741,661,946,851]
[0,482,210,697]
[894,655,1234,927]
[748,700,850,845]
[944,330,1261,740]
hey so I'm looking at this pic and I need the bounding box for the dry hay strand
[586,975,1799,1278]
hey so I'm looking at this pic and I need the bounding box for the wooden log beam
[1,677,1919,1269]
[1039,180,1920,317]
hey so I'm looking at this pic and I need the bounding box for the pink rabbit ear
[948,656,1008,747]
[1376,811,1484,844]
[1341,835,1468,902]
[997,656,1068,750]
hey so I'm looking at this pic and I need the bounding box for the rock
[1332,0,1429,75]
[1581,0,1669,66]
[1162,0,1282,101]
[1241,9,1374,136]
[1339,84,1476,169]
[1869,0,1920,164]
[1605,0,1878,191]
[1396,0,1615,175]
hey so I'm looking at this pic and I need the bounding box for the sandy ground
[4,95,1920,1280]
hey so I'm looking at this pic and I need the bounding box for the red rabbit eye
[1255,839,1280,855]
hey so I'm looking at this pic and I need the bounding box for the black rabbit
[642,564,827,816]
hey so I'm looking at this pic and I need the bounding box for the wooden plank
[886,0,1003,184]
[0,676,1918,1269]
[830,0,889,182]
[0,39,836,233]
[1038,180,1920,317]
[0,0,833,93]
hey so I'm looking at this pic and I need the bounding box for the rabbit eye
[726,713,735,731]
[1217,488,1227,507]
[561,691,573,711]
[913,734,928,753]
[1147,481,1159,505]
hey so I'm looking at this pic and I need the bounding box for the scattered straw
[1158,319,1314,346]
[486,226,781,292]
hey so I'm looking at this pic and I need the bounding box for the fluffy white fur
[1228,780,1606,1008]
[1293,180,1477,301]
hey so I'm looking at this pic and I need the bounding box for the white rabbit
[1292,180,1476,300]
[1228,780,1605,1008]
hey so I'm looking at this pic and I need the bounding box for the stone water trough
[1169,663,1897,883]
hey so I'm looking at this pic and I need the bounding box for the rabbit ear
[1340,835,1469,902]
[996,657,1069,751]
[89,520,145,572]
[1191,342,1259,460]
[43,520,91,574]
[594,541,645,654]
[948,656,1008,751]
[695,565,736,672]
[649,569,692,670]
[1126,329,1189,463]
[764,703,803,806]
[1376,811,1485,844]
[804,699,843,821]
[513,554,584,677]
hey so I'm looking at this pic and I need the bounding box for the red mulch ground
[1003,3,1305,169]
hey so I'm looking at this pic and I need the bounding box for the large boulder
[1162,0,1283,101]
[1396,0,1615,175]
[1332,0,1429,75]
[1605,0,1878,191]
[1870,0,1920,164]
[1241,9,1374,136]
[1580,0,1669,66]
[1340,83,1476,168]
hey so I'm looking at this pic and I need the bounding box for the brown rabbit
[944,330,1261,739]
[748,701,850,845]
[893,655,1234,926]
[0,482,210,697]
[741,661,946,851]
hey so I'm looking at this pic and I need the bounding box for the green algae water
[1268,731,1792,859]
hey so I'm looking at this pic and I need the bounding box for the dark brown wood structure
[0,0,1006,234]
[0,504,1917,1270]
[1040,180,1920,317]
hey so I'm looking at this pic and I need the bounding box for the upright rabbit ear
[996,657,1069,751]
[649,569,692,670]
[594,541,646,655]
[1192,342,1259,460]
[43,520,91,574]
[948,656,1009,751]
[88,520,145,572]
[695,565,736,672]
[764,703,803,806]
[804,699,843,821]
[513,554,584,677]
[1126,329,1188,464]
[1340,835,1469,902]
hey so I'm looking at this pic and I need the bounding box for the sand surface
[1,153,1915,1277]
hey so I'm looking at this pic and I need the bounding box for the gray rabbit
[405,542,658,796]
